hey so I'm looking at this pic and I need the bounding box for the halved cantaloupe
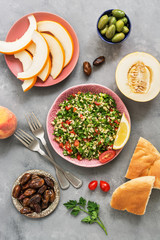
[37,21,73,67]
[116,52,160,102]
[26,42,51,81]
[42,33,65,79]
[17,31,49,80]
[14,50,37,92]
[0,15,37,54]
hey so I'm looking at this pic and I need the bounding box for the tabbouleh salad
[52,92,122,160]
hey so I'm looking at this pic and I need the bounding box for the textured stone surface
[0,0,160,239]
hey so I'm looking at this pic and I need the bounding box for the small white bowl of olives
[97,9,131,44]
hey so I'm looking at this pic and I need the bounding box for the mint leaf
[81,216,92,223]
[87,201,99,214]
[78,197,86,208]
[64,200,77,209]
[71,206,80,216]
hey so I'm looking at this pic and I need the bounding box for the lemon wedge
[113,113,130,150]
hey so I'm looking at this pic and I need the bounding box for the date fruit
[93,56,105,66]
[20,207,33,214]
[23,198,30,207]
[29,178,44,189]
[33,203,41,213]
[12,185,21,198]
[20,173,31,185]
[24,188,36,197]
[38,185,47,194]
[44,177,54,189]
[83,61,92,76]
[29,194,41,204]
[49,189,55,203]
[41,199,49,210]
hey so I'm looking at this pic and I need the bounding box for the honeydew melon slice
[14,50,37,92]
[26,42,51,81]
[17,31,49,80]
[116,52,160,102]
[42,33,65,79]
[0,15,37,54]
[37,21,73,67]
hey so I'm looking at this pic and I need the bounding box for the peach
[0,106,17,139]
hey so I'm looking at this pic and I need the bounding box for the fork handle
[37,148,69,189]
[38,142,83,189]
[41,138,53,159]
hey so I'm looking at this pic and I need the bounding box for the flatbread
[110,176,155,215]
[125,137,160,189]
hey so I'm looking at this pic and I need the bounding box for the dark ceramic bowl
[97,9,131,44]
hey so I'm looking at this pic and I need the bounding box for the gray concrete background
[0,0,160,239]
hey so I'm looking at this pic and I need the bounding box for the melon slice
[26,42,51,81]
[116,52,160,102]
[42,33,65,79]
[110,176,155,215]
[0,15,37,54]
[14,50,37,92]
[17,31,49,80]
[37,21,73,67]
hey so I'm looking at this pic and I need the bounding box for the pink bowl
[46,84,131,168]
[5,12,79,87]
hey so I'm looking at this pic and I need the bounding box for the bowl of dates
[12,169,60,218]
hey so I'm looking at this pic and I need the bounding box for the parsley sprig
[64,197,107,236]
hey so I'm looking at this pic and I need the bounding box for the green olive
[116,20,124,32]
[106,24,116,39]
[98,15,109,30]
[121,17,128,25]
[112,33,125,42]
[100,25,109,35]
[109,16,117,26]
[112,9,125,18]
[122,26,129,34]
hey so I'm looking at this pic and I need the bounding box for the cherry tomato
[73,107,77,112]
[59,143,64,148]
[66,120,71,125]
[80,114,83,119]
[114,120,119,125]
[70,129,76,134]
[95,127,99,133]
[72,93,76,97]
[99,150,116,163]
[67,149,73,154]
[65,141,71,150]
[100,181,110,192]
[94,101,101,106]
[88,180,98,191]
[74,140,79,147]
[77,154,81,160]
[65,105,71,111]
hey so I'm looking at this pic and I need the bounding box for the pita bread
[110,176,155,215]
[125,137,160,189]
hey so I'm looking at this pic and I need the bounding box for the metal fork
[25,112,83,189]
[14,129,69,189]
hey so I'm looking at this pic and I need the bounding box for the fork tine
[29,114,37,130]
[25,114,34,132]
[14,133,29,148]
[18,129,34,141]
[30,114,39,129]
[16,130,31,144]
[32,112,42,128]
